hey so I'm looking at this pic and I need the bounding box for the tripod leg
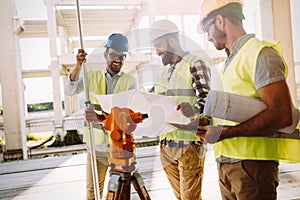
[132,172,151,200]
[106,172,131,200]
[106,174,119,200]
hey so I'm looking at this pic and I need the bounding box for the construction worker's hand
[76,49,87,66]
[187,115,209,128]
[69,49,88,82]
[197,125,223,144]
[176,102,195,119]
[85,108,98,123]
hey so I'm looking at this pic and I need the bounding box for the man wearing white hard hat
[150,19,211,200]
[197,0,298,199]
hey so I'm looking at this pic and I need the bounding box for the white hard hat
[150,19,179,42]
[197,0,244,33]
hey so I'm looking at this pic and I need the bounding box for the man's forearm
[221,103,292,139]
[70,65,82,82]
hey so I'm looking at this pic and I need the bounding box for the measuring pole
[75,0,100,199]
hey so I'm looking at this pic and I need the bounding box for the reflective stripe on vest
[214,137,300,163]
[158,89,196,96]
[215,37,300,163]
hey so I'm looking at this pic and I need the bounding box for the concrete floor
[0,145,300,200]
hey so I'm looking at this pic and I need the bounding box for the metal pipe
[75,0,100,199]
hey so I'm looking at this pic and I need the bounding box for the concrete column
[67,38,73,55]
[146,0,155,29]
[145,0,156,63]
[59,26,72,116]
[65,30,76,115]
[291,0,300,87]
[260,0,298,106]
[43,0,64,137]
[0,0,27,160]
[59,26,67,55]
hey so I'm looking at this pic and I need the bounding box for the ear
[103,51,108,59]
[168,36,178,47]
[215,15,225,30]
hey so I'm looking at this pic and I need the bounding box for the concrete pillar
[67,38,73,55]
[146,0,155,29]
[145,0,156,65]
[43,0,64,137]
[0,0,28,160]
[59,26,72,116]
[59,26,67,55]
[259,0,298,106]
[290,0,300,88]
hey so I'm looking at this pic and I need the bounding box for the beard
[161,41,176,66]
[161,50,174,66]
[211,25,227,51]
[108,61,123,74]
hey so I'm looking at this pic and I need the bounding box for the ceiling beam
[57,0,142,6]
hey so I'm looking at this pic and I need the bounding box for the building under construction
[0,0,300,199]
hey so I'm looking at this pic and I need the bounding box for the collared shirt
[167,64,176,82]
[64,73,84,96]
[166,52,211,114]
[104,69,122,94]
[190,58,211,113]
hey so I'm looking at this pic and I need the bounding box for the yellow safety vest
[83,69,136,144]
[88,70,136,104]
[214,37,300,163]
[155,54,201,141]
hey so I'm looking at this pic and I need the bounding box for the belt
[160,138,203,148]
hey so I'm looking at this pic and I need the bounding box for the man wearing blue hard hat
[64,33,136,199]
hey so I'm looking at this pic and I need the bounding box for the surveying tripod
[93,106,151,200]
[106,161,150,200]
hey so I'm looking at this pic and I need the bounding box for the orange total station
[103,107,148,167]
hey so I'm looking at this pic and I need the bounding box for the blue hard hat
[105,33,128,52]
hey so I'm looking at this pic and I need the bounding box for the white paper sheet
[90,89,190,136]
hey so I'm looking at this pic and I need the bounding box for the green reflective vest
[83,69,136,144]
[88,70,136,104]
[155,54,200,141]
[214,37,300,163]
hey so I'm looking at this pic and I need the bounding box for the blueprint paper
[204,90,299,133]
[90,89,190,136]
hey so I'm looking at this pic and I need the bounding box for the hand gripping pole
[75,0,100,199]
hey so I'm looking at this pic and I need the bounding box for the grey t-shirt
[217,34,286,163]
